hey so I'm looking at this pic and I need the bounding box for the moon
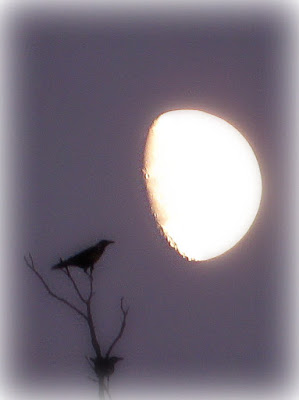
[143,109,262,262]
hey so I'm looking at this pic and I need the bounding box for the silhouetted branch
[103,383,111,400]
[85,355,94,370]
[62,267,88,304]
[106,297,129,357]
[83,269,102,357]
[88,373,111,398]
[88,376,99,383]
[88,270,94,302]
[24,254,87,321]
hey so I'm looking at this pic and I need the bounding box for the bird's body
[52,240,114,273]
[91,356,123,379]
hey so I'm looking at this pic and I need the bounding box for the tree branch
[106,297,129,357]
[103,382,111,400]
[24,254,87,321]
[84,269,102,357]
[85,355,94,370]
[88,270,95,302]
[62,267,87,304]
[88,376,99,383]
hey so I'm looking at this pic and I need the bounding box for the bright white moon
[143,109,262,261]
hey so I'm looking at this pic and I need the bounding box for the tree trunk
[98,376,106,399]
[87,302,102,357]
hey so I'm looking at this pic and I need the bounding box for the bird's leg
[86,266,93,277]
[83,267,89,275]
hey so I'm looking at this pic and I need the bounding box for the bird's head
[100,239,115,247]
[97,240,115,248]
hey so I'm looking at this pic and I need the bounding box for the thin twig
[88,269,94,302]
[88,376,98,383]
[62,267,87,304]
[85,355,95,370]
[103,382,111,400]
[24,254,87,321]
[106,297,129,357]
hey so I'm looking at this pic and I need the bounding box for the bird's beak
[108,240,115,244]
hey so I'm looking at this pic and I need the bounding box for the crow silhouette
[52,240,114,273]
[90,355,123,380]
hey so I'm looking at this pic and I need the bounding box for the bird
[90,355,123,379]
[52,240,114,273]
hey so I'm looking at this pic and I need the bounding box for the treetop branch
[24,254,88,321]
[106,297,129,357]
[62,267,88,304]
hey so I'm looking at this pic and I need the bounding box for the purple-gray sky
[15,11,288,390]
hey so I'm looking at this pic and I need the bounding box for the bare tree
[24,253,129,398]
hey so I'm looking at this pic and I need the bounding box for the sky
[13,9,289,395]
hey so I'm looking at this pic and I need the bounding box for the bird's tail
[52,258,68,270]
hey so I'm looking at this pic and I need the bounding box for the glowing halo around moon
[143,109,262,262]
